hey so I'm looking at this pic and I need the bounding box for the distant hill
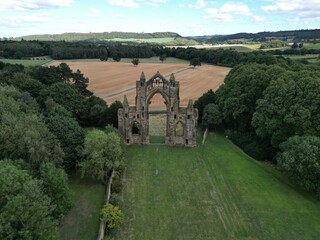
[16,31,181,42]
[189,29,320,43]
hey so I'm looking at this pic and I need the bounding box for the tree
[292,42,298,49]
[159,54,166,63]
[202,103,222,130]
[78,129,123,184]
[190,58,201,68]
[44,82,88,124]
[252,69,320,148]
[44,99,84,171]
[106,100,123,128]
[100,203,124,230]
[11,73,45,99]
[0,86,64,169]
[71,69,92,97]
[277,135,320,197]
[86,95,108,127]
[0,160,59,240]
[112,54,121,62]
[131,58,139,67]
[216,64,285,132]
[194,89,216,123]
[39,162,73,218]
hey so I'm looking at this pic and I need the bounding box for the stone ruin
[118,71,198,147]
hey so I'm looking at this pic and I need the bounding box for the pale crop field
[52,61,230,108]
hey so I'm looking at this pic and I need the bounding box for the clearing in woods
[52,60,230,109]
[116,134,320,240]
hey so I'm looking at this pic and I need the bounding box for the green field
[0,56,52,66]
[59,174,105,240]
[108,37,175,43]
[116,134,320,239]
[304,43,320,50]
[107,37,198,46]
[284,54,319,63]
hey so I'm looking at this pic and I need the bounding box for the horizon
[1,0,320,38]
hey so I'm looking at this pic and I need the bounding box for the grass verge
[59,174,105,240]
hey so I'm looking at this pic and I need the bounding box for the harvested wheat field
[53,61,230,107]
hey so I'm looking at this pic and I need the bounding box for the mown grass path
[116,134,320,240]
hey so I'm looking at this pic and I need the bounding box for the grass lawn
[0,56,52,66]
[304,43,320,50]
[243,44,261,50]
[107,37,176,44]
[283,54,319,63]
[116,133,320,240]
[59,174,105,240]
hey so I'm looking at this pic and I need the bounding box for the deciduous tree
[0,160,59,240]
[252,70,320,147]
[159,54,166,63]
[131,58,139,67]
[277,135,320,197]
[78,130,123,185]
[190,58,201,68]
[202,103,222,130]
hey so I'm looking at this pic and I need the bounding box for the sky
[0,0,320,38]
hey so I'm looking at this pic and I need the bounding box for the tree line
[195,62,320,198]
[3,39,319,66]
[0,61,125,239]
[205,29,320,42]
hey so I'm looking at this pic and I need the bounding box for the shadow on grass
[59,173,105,240]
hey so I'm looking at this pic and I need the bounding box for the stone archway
[147,91,168,143]
[118,71,198,147]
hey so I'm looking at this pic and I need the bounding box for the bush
[101,203,124,230]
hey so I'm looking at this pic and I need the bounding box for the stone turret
[140,72,146,82]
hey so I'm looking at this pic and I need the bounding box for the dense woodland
[0,62,124,239]
[0,38,320,238]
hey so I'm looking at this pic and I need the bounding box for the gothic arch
[175,121,185,137]
[146,90,170,112]
[118,71,198,147]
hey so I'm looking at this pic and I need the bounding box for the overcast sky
[1,0,319,38]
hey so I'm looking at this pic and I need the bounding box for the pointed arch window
[132,122,140,135]
[176,121,184,137]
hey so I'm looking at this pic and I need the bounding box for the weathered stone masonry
[118,71,198,147]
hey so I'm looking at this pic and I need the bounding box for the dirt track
[53,61,230,108]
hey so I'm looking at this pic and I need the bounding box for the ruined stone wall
[118,72,198,147]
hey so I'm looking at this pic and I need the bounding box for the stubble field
[52,61,230,108]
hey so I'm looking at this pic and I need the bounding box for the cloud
[204,8,234,22]
[219,2,251,16]
[108,0,139,8]
[0,0,73,11]
[261,0,320,22]
[90,8,101,17]
[0,14,50,27]
[139,0,168,8]
[188,0,206,9]
[204,2,264,22]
